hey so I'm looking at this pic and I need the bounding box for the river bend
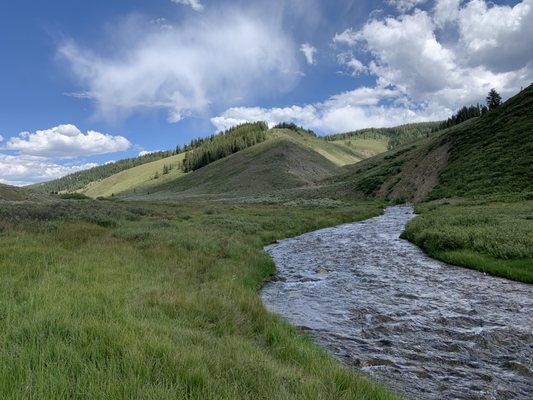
[261,205,533,399]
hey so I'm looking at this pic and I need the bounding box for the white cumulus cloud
[456,0,533,73]
[300,43,317,65]
[59,11,299,123]
[0,154,98,186]
[211,86,450,134]
[388,0,427,13]
[5,124,131,158]
[335,3,532,110]
[171,0,204,12]
[433,0,460,27]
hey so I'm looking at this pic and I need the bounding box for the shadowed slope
[125,138,343,200]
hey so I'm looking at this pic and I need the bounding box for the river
[261,205,533,399]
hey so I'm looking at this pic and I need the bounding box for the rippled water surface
[261,206,533,399]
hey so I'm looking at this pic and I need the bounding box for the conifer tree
[486,88,502,110]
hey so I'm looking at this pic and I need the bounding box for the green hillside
[31,151,176,194]
[182,122,268,172]
[271,128,384,165]
[77,128,382,199]
[324,132,450,202]
[330,84,533,202]
[121,128,389,200]
[80,153,185,198]
[126,133,344,200]
[333,138,389,158]
[0,183,49,201]
[325,121,441,150]
[429,84,533,199]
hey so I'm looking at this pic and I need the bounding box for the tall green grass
[0,199,394,399]
[402,199,533,283]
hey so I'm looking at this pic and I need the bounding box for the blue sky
[0,0,531,185]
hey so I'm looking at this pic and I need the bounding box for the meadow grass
[0,199,395,399]
[402,199,533,283]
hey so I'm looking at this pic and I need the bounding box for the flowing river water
[261,205,533,399]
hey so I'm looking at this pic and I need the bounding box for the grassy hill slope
[80,154,185,198]
[81,128,383,199]
[429,84,532,199]
[0,183,49,201]
[324,132,450,202]
[330,84,533,202]
[127,135,343,200]
[270,128,384,165]
[31,151,176,194]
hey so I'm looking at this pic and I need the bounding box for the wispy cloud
[171,0,204,12]
[388,0,427,13]
[59,11,299,123]
[300,43,317,65]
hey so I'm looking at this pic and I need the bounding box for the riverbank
[0,199,395,399]
[402,198,533,283]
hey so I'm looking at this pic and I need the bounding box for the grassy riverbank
[0,199,395,399]
[402,197,533,284]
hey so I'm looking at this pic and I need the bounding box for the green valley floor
[0,198,395,400]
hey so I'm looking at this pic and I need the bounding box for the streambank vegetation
[402,197,533,284]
